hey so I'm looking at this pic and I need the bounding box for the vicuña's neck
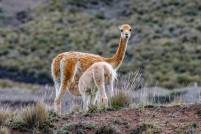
[105,37,128,69]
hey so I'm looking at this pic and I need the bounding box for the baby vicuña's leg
[79,84,90,111]
[109,77,115,97]
[93,67,108,107]
[85,95,91,111]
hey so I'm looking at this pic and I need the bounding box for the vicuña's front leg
[98,84,108,107]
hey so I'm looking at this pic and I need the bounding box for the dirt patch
[56,108,140,134]
[139,104,201,134]
[57,104,201,134]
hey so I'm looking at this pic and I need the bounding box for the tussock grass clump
[35,102,49,126]
[0,111,12,126]
[20,102,48,128]
[0,126,9,134]
[110,91,130,109]
[20,106,36,128]
[10,102,51,132]
[0,111,8,126]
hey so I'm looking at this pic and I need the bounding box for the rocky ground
[8,104,201,134]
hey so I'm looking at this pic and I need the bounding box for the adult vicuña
[78,62,117,111]
[51,24,132,113]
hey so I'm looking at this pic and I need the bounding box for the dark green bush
[95,124,120,134]
[110,91,130,109]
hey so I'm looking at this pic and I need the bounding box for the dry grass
[0,79,42,91]
[20,106,36,128]
[12,102,49,130]
[0,110,12,126]
[110,91,130,109]
[1,71,201,115]
[0,111,8,126]
[35,102,49,126]
[0,126,9,134]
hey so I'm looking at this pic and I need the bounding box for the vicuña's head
[119,24,132,40]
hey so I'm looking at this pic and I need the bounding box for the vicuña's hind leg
[51,58,61,101]
[54,59,77,114]
[93,67,108,107]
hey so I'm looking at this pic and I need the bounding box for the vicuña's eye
[120,29,123,32]
[129,29,132,32]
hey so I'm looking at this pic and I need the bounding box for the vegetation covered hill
[0,0,201,88]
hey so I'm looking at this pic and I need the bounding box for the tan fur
[78,62,116,111]
[51,24,132,113]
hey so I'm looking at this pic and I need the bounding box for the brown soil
[10,104,201,134]
[56,108,140,134]
[140,104,201,134]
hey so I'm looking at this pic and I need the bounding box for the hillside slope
[9,104,201,134]
[0,0,201,88]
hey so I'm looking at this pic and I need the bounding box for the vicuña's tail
[51,55,63,96]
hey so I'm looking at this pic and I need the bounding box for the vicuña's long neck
[104,37,128,69]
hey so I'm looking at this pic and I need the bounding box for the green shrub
[86,123,97,129]
[95,124,120,134]
[57,123,96,134]
[112,117,130,129]
[129,123,161,134]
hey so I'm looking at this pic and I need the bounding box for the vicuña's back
[51,24,132,113]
